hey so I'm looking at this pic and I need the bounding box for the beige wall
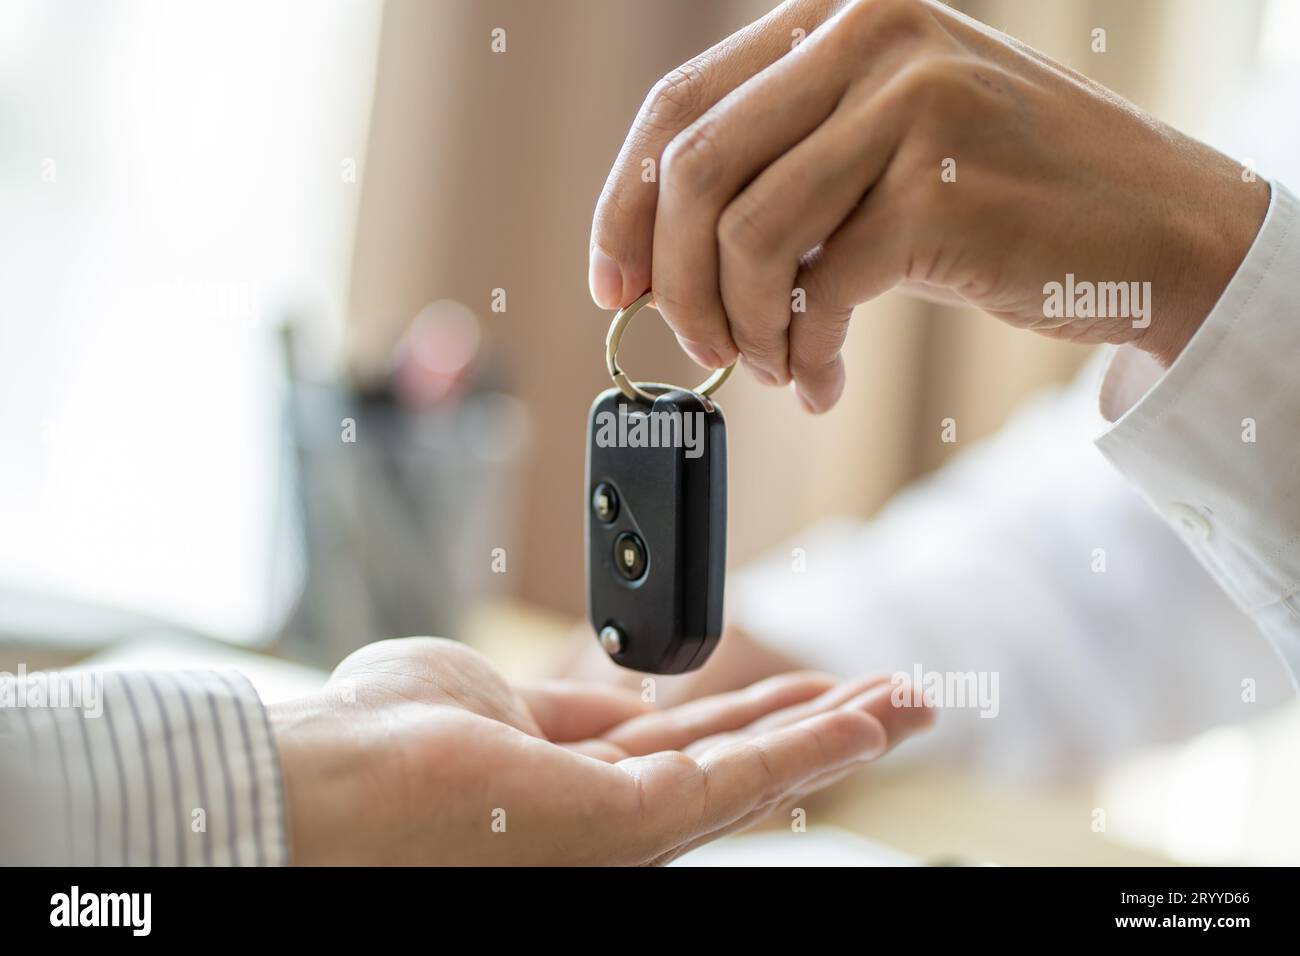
[345,0,1262,617]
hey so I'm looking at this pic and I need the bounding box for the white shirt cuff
[1095,180,1300,679]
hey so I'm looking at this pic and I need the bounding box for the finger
[719,70,911,409]
[563,738,631,763]
[590,0,832,311]
[657,0,938,382]
[784,759,866,801]
[682,673,891,756]
[626,704,889,859]
[514,680,653,742]
[787,295,851,414]
[647,683,934,863]
[600,671,836,756]
[653,16,873,379]
[855,677,937,750]
[772,677,938,792]
[693,680,938,845]
[743,679,935,777]
[791,179,909,411]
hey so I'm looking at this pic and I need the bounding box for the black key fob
[585,385,727,674]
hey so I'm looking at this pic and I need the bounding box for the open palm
[273,638,932,865]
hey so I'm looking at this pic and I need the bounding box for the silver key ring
[605,291,735,404]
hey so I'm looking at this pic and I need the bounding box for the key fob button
[599,625,625,656]
[613,532,647,581]
[592,482,619,524]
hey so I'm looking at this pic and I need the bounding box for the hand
[589,0,1269,412]
[270,637,932,865]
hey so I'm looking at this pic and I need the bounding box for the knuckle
[747,739,779,796]
[799,264,845,315]
[661,122,722,196]
[641,60,709,134]
[621,753,704,863]
[664,752,711,835]
[717,192,777,261]
[899,55,986,117]
[790,319,848,378]
[734,331,787,369]
[839,0,928,44]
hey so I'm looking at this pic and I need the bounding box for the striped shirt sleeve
[0,669,289,866]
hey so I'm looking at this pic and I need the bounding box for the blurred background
[3,0,1300,865]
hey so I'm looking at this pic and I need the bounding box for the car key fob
[585,385,727,674]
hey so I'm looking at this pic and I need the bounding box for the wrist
[269,693,370,866]
[1137,168,1270,367]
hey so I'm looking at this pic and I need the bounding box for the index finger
[589,0,831,312]
[621,704,890,860]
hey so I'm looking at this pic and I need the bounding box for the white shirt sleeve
[728,357,1290,781]
[0,669,288,866]
[1095,181,1300,683]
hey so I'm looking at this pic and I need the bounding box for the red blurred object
[391,300,482,409]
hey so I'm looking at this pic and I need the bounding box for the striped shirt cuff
[0,669,289,866]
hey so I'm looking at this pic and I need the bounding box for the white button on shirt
[1167,503,1212,542]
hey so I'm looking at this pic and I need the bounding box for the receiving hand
[271,637,933,865]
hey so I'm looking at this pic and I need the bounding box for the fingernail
[588,247,623,310]
[677,336,721,370]
[795,383,820,414]
[740,355,777,387]
[688,345,723,370]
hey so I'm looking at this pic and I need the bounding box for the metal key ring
[606,291,735,404]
